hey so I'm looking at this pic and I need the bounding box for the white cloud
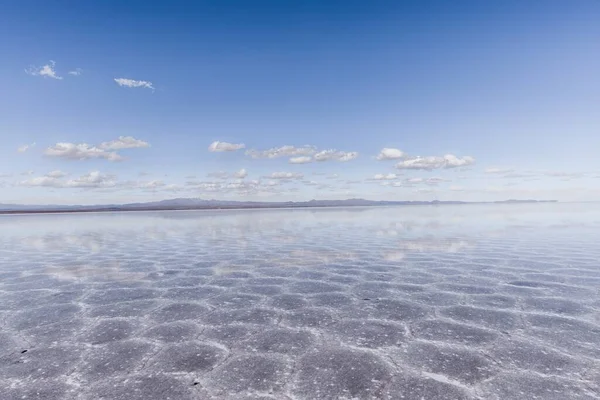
[208,141,246,152]
[114,78,154,90]
[406,177,424,184]
[265,172,304,180]
[44,136,149,162]
[246,145,316,159]
[64,171,117,188]
[99,136,150,150]
[377,148,405,160]
[206,169,248,179]
[25,60,62,80]
[17,142,36,153]
[68,68,83,76]
[233,168,248,179]
[314,149,358,162]
[19,171,117,189]
[19,176,61,187]
[449,185,465,191]
[395,154,475,170]
[45,142,123,161]
[46,170,68,178]
[373,173,398,180]
[289,156,313,164]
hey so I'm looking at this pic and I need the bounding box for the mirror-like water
[1,203,599,399]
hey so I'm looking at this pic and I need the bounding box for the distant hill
[0,198,558,214]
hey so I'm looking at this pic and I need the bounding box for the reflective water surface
[0,203,599,399]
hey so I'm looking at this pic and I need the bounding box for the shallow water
[0,203,599,399]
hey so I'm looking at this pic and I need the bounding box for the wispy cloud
[45,143,123,161]
[68,68,83,76]
[44,136,149,162]
[372,173,398,180]
[19,171,117,189]
[264,172,304,180]
[246,145,316,159]
[99,136,150,151]
[395,154,475,170]
[233,168,248,179]
[247,145,357,163]
[114,78,154,90]
[208,141,246,152]
[17,142,36,153]
[314,149,358,162]
[25,60,62,80]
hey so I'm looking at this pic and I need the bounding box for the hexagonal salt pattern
[0,204,599,399]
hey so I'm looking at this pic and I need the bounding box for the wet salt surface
[0,203,599,399]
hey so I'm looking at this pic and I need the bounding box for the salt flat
[0,203,599,399]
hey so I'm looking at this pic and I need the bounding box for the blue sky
[1,0,599,204]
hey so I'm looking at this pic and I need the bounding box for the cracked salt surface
[0,203,599,399]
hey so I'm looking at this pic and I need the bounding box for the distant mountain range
[0,198,558,214]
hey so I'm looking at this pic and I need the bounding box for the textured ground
[0,204,599,399]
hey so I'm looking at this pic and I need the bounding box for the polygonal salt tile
[488,338,587,377]
[269,294,308,310]
[147,341,226,373]
[162,286,226,301]
[87,373,197,400]
[209,354,290,394]
[523,297,591,316]
[143,321,202,343]
[84,288,161,305]
[10,303,81,330]
[402,341,497,384]
[479,372,597,400]
[241,327,315,355]
[293,347,393,400]
[289,280,344,294]
[436,283,496,295]
[81,318,138,344]
[368,299,429,322]
[310,293,355,307]
[86,300,159,318]
[383,373,474,400]
[467,294,517,309]
[239,285,282,296]
[440,306,519,331]
[412,320,499,345]
[329,319,406,348]
[202,324,256,347]
[0,345,82,379]
[207,293,264,309]
[204,308,279,326]
[283,307,336,328]
[152,302,210,323]
[78,339,155,379]
[0,379,77,400]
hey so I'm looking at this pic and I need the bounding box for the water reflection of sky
[0,205,596,276]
